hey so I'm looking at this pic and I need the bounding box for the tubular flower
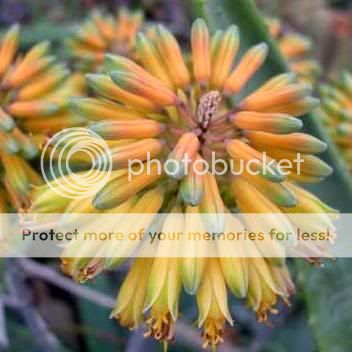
[266,18,320,84]
[67,8,143,72]
[0,25,84,210]
[319,71,352,173]
[196,258,233,348]
[111,258,153,329]
[30,19,335,348]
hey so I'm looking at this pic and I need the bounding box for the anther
[197,90,221,130]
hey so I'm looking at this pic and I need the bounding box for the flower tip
[193,17,207,29]
[319,141,328,153]
[38,40,51,53]
[156,24,170,38]
[184,285,198,296]
[47,102,60,115]
[104,52,117,62]
[23,143,39,160]
[283,195,298,208]
[227,24,239,36]
[88,123,100,135]
[287,72,298,81]
[136,32,146,43]
[109,70,130,88]
[337,123,350,136]
[262,169,285,182]
[6,139,20,154]
[104,55,119,73]
[323,163,334,177]
[0,116,15,133]
[86,73,109,92]
[156,23,165,32]
[295,118,303,130]
[92,195,107,210]
[109,70,122,79]
[85,73,100,83]
[104,53,127,71]
[255,42,269,54]
[9,23,20,35]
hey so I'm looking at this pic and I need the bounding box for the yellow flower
[111,258,152,329]
[31,18,335,348]
[67,8,143,72]
[197,258,232,349]
[266,18,320,84]
[319,72,352,173]
[0,25,84,210]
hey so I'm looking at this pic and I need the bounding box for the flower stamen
[197,90,221,130]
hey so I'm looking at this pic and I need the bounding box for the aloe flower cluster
[267,18,320,84]
[67,8,143,72]
[29,19,336,349]
[319,71,352,173]
[0,25,84,210]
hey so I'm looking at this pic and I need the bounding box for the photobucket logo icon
[40,128,112,199]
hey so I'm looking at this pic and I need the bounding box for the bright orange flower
[31,19,335,349]
[67,8,143,72]
[319,71,352,173]
[0,25,84,210]
[267,18,320,84]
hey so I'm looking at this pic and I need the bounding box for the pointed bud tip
[193,18,207,29]
[86,73,102,82]
[9,23,20,34]
[255,42,269,53]
[92,196,108,210]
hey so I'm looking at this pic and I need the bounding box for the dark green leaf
[296,259,352,352]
